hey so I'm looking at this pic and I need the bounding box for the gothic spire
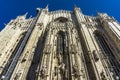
[24,12,28,17]
[45,4,49,9]
[74,4,77,8]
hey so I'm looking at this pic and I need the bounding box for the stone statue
[40,65,47,78]
[59,62,65,74]
[72,64,79,78]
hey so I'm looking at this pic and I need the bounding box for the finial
[96,10,98,13]
[24,12,28,17]
[45,4,49,9]
[4,23,6,26]
[29,15,32,19]
[96,10,100,15]
[96,10,102,15]
[74,4,77,8]
[74,4,82,12]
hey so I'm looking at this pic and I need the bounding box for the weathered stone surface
[0,6,120,80]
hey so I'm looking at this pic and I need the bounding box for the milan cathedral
[0,6,120,80]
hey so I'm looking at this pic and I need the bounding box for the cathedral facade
[0,6,120,80]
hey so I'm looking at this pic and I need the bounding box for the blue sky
[0,0,120,31]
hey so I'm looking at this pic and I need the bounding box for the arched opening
[55,31,71,80]
[94,30,120,78]
[54,17,68,23]
[57,31,65,57]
